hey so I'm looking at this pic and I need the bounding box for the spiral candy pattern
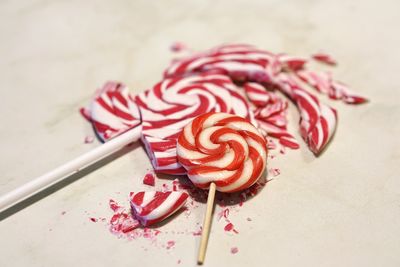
[135,73,255,174]
[177,112,267,192]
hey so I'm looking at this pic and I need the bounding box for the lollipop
[130,191,189,227]
[176,112,267,263]
[135,73,256,174]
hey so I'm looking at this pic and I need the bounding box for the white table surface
[1,0,399,266]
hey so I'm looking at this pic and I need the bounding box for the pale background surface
[0,0,399,266]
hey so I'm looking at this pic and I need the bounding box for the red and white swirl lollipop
[135,73,255,175]
[176,112,267,263]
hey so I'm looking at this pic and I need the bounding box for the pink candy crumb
[143,173,155,186]
[170,42,187,52]
[84,135,94,144]
[166,240,176,249]
[231,247,239,254]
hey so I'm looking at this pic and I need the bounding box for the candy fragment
[176,112,267,192]
[312,52,337,66]
[80,81,141,141]
[275,73,337,154]
[130,191,189,227]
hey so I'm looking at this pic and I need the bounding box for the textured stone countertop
[0,1,399,266]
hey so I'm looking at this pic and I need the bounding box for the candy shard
[296,70,367,104]
[130,191,189,227]
[80,81,141,142]
[312,52,337,66]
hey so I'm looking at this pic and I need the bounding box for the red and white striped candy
[244,82,300,149]
[80,81,141,141]
[135,73,255,174]
[130,191,189,227]
[276,73,337,154]
[164,44,366,154]
[176,112,267,192]
[164,44,276,83]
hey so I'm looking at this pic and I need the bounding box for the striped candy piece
[245,82,300,149]
[276,73,337,154]
[176,112,267,192]
[130,191,189,227]
[80,81,141,142]
[135,73,256,174]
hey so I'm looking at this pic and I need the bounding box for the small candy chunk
[142,173,155,186]
[177,112,268,192]
[312,52,337,66]
[80,81,141,142]
[130,191,189,227]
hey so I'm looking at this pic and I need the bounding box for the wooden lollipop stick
[197,182,217,265]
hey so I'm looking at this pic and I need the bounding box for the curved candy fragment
[275,73,337,154]
[130,191,189,227]
[296,70,368,104]
[176,112,267,192]
[80,81,141,141]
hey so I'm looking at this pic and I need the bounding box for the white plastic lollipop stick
[0,126,141,212]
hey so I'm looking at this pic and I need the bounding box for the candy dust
[170,42,187,52]
[89,217,98,222]
[84,135,94,144]
[166,240,176,249]
[269,168,281,177]
[231,247,239,254]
